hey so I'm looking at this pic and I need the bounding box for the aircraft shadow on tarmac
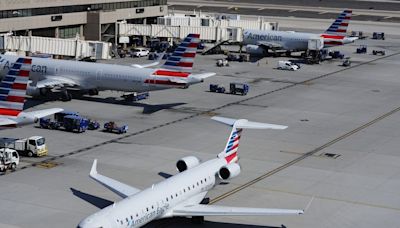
[77,96,186,114]
[144,217,286,228]
[70,188,114,209]
[71,188,287,228]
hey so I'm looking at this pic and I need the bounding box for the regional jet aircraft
[0,57,62,127]
[0,34,214,101]
[78,116,305,228]
[244,10,358,56]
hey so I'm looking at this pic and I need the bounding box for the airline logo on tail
[222,128,243,163]
[0,58,31,118]
[162,34,200,72]
[321,10,353,47]
[145,34,202,87]
[325,10,352,36]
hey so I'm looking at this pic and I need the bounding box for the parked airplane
[78,116,305,228]
[0,57,63,127]
[0,34,214,101]
[244,9,357,56]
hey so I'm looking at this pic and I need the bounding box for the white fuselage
[243,29,354,51]
[0,55,187,93]
[78,158,227,228]
[243,29,314,51]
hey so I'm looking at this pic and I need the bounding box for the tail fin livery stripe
[162,34,200,72]
[324,10,352,35]
[222,128,243,163]
[0,57,31,113]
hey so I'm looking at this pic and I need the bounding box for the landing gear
[191,216,204,224]
[88,89,99,96]
[61,90,72,101]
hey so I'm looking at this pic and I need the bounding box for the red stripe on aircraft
[23,59,32,64]
[225,152,237,163]
[18,70,30,77]
[187,43,198,48]
[6,96,25,103]
[324,41,344,46]
[320,34,345,39]
[153,70,190,77]
[178,62,193,67]
[182,52,196,58]
[12,83,27,90]
[0,108,21,116]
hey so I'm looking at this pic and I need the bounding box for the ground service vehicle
[372,32,385,40]
[0,148,19,172]
[210,84,226,93]
[103,121,128,134]
[88,120,100,130]
[230,83,249,95]
[131,48,149,57]
[216,59,229,67]
[372,50,386,55]
[356,45,367,54]
[63,115,89,133]
[0,136,47,157]
[277,61,300,71]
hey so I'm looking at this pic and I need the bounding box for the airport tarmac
[1,26,400,228]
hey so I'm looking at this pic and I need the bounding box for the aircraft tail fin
[0,57,32,117]
[161,34,200,73]
[324,9,352,36]
[211,116,287,164]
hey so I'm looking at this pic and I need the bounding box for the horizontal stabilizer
[173,204,304,216]
[0,118,18,126]
[211,116,287,130]
[90,159,141,198]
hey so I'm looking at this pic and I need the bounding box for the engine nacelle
[26,85,50,97]
[245,44,267,56]
[218,163,241,180]
[176,156,200,172]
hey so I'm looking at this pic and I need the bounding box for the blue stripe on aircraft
[0,83,12,89]
[0,89,10,95]
[164,61,178,66]
[167,57,182,62]
[3,77,15,82]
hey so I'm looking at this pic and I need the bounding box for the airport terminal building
[0,0,167,42]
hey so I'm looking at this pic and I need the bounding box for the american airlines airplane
[0,34,214,101]
[244,10,358,56]
[78,116,305,228]
[0,57,62,127]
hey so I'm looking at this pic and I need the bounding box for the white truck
[0,136,48,157]
[0,148,19,172]
[277,60,300,71]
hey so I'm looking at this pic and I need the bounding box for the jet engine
[245,44,267,56]
[218,163,241,180]
[26,85,50,97]
[176,156,201,172]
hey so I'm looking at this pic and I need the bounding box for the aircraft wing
[89,159,141,198]
[34,76,79,89]
[257,41,283,49]
[0,118,18,126]
[172,204,304,216]
[23,108,64,119]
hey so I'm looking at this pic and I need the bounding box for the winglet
[90,159,98,176]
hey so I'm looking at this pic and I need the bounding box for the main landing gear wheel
[61,90,72,101]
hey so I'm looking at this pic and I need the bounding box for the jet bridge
[0,35,111,59]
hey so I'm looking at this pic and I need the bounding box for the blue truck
[39,111,89,133]
[230,83,249,95]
